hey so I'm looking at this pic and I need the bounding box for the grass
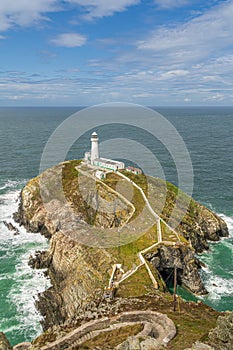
[116,265,155,298]
[166,304,219,350]
[104,172,146,222]
[107,224,157,270]
[161,221,178,242]
[120,170,148,195]
[24,160,222,350]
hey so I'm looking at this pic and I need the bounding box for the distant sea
[0,107,232,345]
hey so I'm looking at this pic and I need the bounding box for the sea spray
[0,184,50,345]
[199,213,233,311]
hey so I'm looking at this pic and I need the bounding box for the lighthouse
[90,132,99,164]
[84,132,125,171]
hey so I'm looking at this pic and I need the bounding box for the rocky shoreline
[7,160,231,349]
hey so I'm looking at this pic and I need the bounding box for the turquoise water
[0,107,232,345]
[0,187,50,345]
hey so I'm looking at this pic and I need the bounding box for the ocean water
[0,106,232,345]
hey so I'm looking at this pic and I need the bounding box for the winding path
[39,311,176,350]
[77,164,181,292]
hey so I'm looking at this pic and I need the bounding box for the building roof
[98,157,124,166]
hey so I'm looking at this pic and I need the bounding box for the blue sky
[1,0,233,106]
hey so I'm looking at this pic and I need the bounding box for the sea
[0,106,232,345]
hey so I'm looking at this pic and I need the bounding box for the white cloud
[50,33,87,47]
[66,0,140,20]
[0,0,58,32]
[138,1,233,64]
[159,70,189,79]
[0,0,141,33]
[154,0,191,9]
[204,93,225,101]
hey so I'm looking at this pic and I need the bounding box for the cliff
[13,160,229,349]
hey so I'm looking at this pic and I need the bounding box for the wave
[218,213,233,237]
[201,266,233,301]
[8,250,50,341]
[0,188,50,344]
[0,179,27,191]
[196,212,233,311]
[0,190,20,223]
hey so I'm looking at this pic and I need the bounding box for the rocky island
[3,159,232,350]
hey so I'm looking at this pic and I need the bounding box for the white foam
[218,213,233,237]
[0,190,20,222]
[198,212,233,307]
[201,271,233,300]
[8,250,50,336]
[0,187,50,341]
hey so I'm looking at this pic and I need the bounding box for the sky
[1,0,233,106]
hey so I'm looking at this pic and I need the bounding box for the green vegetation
[104,172,146,221]
[24,160,222,350]
[167,304,219,350]
[161,221,178,242]
[121,170,148,194]
[117,265,155,298]
[108,224,157,270]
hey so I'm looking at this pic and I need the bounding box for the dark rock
[35,287,66,330]
[3,221,20,235]
[178,206,229,253]
[145,244,207,295]
[28,251,51,269]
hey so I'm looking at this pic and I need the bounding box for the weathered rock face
[14,161,133,239]
[185,341,214,350]
[148,177,229,253]
[145,244,207,294]
[14,161,229,332]
[178,205,228,253]
[35,232,115,329]
[208,311,233,350]
[0,333,12,350]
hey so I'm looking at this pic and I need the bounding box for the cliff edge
[13,160,229,349]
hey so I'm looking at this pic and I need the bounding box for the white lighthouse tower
[90,132,99,164]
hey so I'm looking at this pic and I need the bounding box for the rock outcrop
[145,244,207,294]
[177,204,228,253]
[13,160,229,343]
[35,232,115,329]
[185,341,214,350]
[14,161,133,240]
[3,221,20,235]
[0,333,12,350]
[148,177,229,253]
[208,311,233,350]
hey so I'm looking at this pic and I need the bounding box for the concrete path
[77,164,180,293]
[116,171,180,243]
[40,311,176,350]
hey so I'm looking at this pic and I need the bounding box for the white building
[84,132,125,171]
[95,170,106,180]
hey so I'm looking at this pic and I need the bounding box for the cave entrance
[159,267,183,290]
[159,267,199,302]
